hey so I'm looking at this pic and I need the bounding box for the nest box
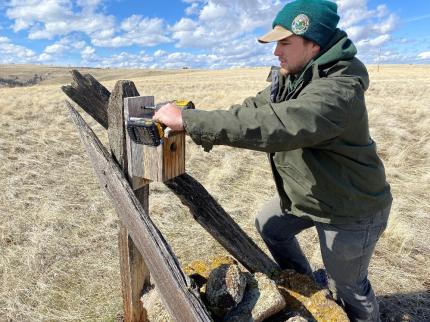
[125,96,185,186]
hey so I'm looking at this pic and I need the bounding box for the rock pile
[141,256,349,322]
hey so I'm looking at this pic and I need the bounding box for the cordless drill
[126,100,194,146]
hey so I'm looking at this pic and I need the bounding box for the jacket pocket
[276,162,336,214]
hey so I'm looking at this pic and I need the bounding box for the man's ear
[312,43,321,56]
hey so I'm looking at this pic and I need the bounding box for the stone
[205,264,247,317]
[225,272,287,322]
[286,316,310,322]
[275,270,349,322]
[184,255,239,293]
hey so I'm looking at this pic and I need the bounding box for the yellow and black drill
[126,100,194,146]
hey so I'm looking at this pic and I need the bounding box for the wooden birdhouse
[124,96,185,187]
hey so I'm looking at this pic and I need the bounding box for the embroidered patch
[292,14,310,35]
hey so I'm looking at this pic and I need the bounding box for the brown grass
[0,64,429,321]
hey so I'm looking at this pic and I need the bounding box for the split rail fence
[62,70,279,322]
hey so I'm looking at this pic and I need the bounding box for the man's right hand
[153,103,185,132]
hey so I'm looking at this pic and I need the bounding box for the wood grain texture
[124,96,154,180]
[61,70,110,129]
[108,81,150,321]
[108,80,139,171]
[162,133,185,181]
[166,174,279,276]
[66,101,212,322]
[118,222,149,322]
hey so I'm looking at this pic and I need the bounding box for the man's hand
[153,103,184,131]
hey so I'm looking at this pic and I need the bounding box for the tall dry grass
[0,64,429,321]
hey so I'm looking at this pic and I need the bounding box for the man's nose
[274,43,281,57]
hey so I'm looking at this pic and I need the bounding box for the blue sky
[0,0,429,68]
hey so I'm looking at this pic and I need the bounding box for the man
[154,0,392,321]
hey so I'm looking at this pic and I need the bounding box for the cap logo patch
[292,14,310,35]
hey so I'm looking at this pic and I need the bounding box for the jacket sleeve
[182,77,356,152]
[237,85,271,109]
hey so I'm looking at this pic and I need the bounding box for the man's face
[274,35,320,75]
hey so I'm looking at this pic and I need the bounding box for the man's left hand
[153,103,184,131]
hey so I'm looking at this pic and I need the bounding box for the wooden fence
[62,70,278,322]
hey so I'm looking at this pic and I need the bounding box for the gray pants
[255,196,390,322]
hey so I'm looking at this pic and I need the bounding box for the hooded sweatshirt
[182,30,392,223]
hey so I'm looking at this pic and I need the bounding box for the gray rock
[225,272,286,322]
[286,316,310,322]
[205,264,247,317]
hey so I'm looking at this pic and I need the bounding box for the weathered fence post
[107,81,149,321]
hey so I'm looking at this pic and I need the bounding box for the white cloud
[38,52,53,62]
[6,0,73,33]
[96,51,154,68]
[418,52,430,60]
[39,36,87,63]
[199,2,228,21]
[398,38,415,44]
[336,0,398,52]
[337,0,388,28]
[81,46,96,61]
[356,34,391,49]
[147,35,276,69]
[5,0,170,48]
[5,0,115,40]
[61,36,276,69]
[0,36,37,63]
[76,0,103,9]
[373,14,397,34]
[97,15,171,48]
[82,46,95,55]
[171,0,282,49]
[185,3,200,16]
[0,36,61,64]
[171,18,199,32]
[44,43,68,54]
[377,51,403,63]
[154,49,168,57]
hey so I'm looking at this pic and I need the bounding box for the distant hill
[0,64,201,88]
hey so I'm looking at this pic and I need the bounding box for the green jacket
[182,30,392,223]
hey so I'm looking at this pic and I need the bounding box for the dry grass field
[0,64,429,321]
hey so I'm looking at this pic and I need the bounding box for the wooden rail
[62,70,278,321]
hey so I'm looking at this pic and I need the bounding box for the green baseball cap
[258,0,340,48]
